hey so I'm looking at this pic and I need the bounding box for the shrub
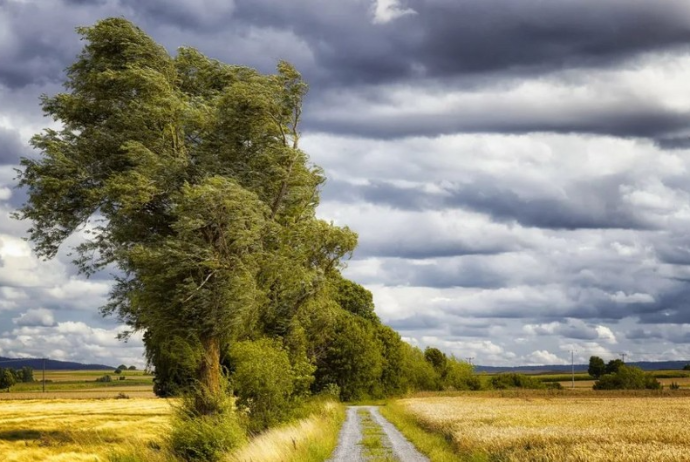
[96,375,113,383]
[319,383,341,399]
[490,373,545,390]
[229,338,296,433]
[115,392,130,399]
[170,410,245,461]
[593,365,661,390]
[670,381,680,390]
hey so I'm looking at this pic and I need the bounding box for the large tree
[17,18,356,414]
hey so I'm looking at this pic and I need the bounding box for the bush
[229,338,296,433]
[319,383,341,399]
[593,365,661,390]
[96,375,112,383]
[490,373,545,390]
[170,411,245,461]
[670,381,680,390]
[444,358,479,390]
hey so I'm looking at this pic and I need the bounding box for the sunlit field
[0,398,172,462]
[396,393,690,461]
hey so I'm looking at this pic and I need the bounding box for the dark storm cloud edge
[1,0,690,140]
[323,178,657,232]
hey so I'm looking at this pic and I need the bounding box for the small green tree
[229,338,295,433]
[588,356,606,379]
[20,366,34,383]
[605,359,625,375]
[128,366,136,370]
[0,369,16,392]
[593,365,661,390]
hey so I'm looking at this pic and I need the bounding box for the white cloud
[525,350,568,365]
[610,291,655,304]
[13,308,55,327]
[371,0,416,24]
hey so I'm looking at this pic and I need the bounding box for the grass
[392,393,690,461]
[380,401,471,462]
[226,399,345,462]
[357,409,396,462]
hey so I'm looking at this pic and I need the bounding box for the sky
[2,0,690,368]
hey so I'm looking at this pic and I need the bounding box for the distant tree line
[0,367,34,391]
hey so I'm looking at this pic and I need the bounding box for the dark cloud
[0,128,28,165]
[326,177,656,231]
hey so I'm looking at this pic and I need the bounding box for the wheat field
[0,398,172,461]
[397,394,690,462]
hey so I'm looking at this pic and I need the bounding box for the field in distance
[396,392,690,461]
[1,369,155,399]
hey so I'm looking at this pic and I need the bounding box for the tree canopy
[17,17,356,414]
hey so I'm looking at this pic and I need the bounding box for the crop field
[396,393,690,461]
[0,370,155,399]
[0,398,172,461]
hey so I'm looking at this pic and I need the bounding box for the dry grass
[0,398,172,461]
[397,393,690,462]
[226,400,345,462]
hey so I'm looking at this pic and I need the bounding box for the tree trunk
[195,335,222,415]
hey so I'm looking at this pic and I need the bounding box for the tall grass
[226,399,345,462]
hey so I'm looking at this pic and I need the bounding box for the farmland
[391,392,690,461]
[0,370,155,399]
[0,398,171,462]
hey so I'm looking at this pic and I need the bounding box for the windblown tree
[17,18,356,415]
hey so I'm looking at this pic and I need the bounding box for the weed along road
[329,406,429,462]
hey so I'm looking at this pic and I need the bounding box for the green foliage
[170,408,245,461]
[314,313,383,401]
[0,369,16,391]
[593,365,662,390]
[400,343,440,391]
[445,359,481,390]
[332,274,378,322]
[490,373,545,390]
[670,381,681,390]
[588,356,606,379]
[605,359,625,375]
[424,347,448,373]
[96,375,113,383]
[229,338,297,433]
[17,17,357,415]
[128,366,137,370]
[684,364,690,371]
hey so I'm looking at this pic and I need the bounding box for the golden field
[0,398,172,462]
[0,396,344,462]
[396,393,690,462]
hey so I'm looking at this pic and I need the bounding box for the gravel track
[328,405,429,462]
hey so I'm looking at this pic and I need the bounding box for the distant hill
[475,360,690,374]
[0,356,115,370]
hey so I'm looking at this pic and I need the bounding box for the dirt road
[328,405,429,462]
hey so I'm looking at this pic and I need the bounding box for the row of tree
[0,367,34,391]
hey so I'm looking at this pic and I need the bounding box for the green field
[1,370,155,398]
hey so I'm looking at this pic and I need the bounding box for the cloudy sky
[3,0,690,368]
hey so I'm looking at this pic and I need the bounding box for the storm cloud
[2,0,690,366]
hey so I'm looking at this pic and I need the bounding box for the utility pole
[571,350,575,389]
[42,358,45,393]
[620,353,627,363]
[466,357,474,366]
